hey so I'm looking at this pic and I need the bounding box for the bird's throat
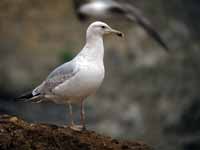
[83,36,104,62]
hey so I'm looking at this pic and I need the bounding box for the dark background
[0,0,200,150]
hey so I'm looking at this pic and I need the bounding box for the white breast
[53,60,105,101]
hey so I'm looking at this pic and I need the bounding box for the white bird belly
[53,63,105,102]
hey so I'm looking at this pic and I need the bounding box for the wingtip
[15,92,34,101]
[157,40,170,53]
[159,42,170,53]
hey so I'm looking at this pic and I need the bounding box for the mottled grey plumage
[32,61,79,96]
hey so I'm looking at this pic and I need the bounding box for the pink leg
[80,100,86,130]
[68,103,74,126]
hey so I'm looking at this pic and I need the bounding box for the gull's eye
[101,26,105,29]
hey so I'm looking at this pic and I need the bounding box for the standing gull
[16,21,123,131]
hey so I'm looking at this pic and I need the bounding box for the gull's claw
[69,125,86,131]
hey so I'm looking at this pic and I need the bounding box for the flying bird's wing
[73,0,89,21]
[123,4,169,51]
[76,1,169,51]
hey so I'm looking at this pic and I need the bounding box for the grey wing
[121,4,169,51]
[32,60,79,95]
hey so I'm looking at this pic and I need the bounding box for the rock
[0,114,152,150]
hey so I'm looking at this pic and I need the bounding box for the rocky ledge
[0,114,152,150]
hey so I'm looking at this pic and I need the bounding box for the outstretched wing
[123,4,169,51]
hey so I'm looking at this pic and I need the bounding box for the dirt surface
[0,114,152,150]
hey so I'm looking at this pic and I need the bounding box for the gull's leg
[68,102,83,131]
[80,100,86,130]
[68,102,74,126]
[67,100,86,131]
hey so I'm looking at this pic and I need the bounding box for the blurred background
[0,0,200,150]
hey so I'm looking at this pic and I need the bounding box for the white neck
[78,33,104,62]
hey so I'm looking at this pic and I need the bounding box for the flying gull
[16,21,123,131]
[74,0,169,51]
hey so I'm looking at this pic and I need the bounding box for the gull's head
[86,21,124,38]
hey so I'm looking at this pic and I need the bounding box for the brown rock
[0,114,152,150]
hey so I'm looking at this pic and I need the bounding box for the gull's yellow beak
[108,28,124,37]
